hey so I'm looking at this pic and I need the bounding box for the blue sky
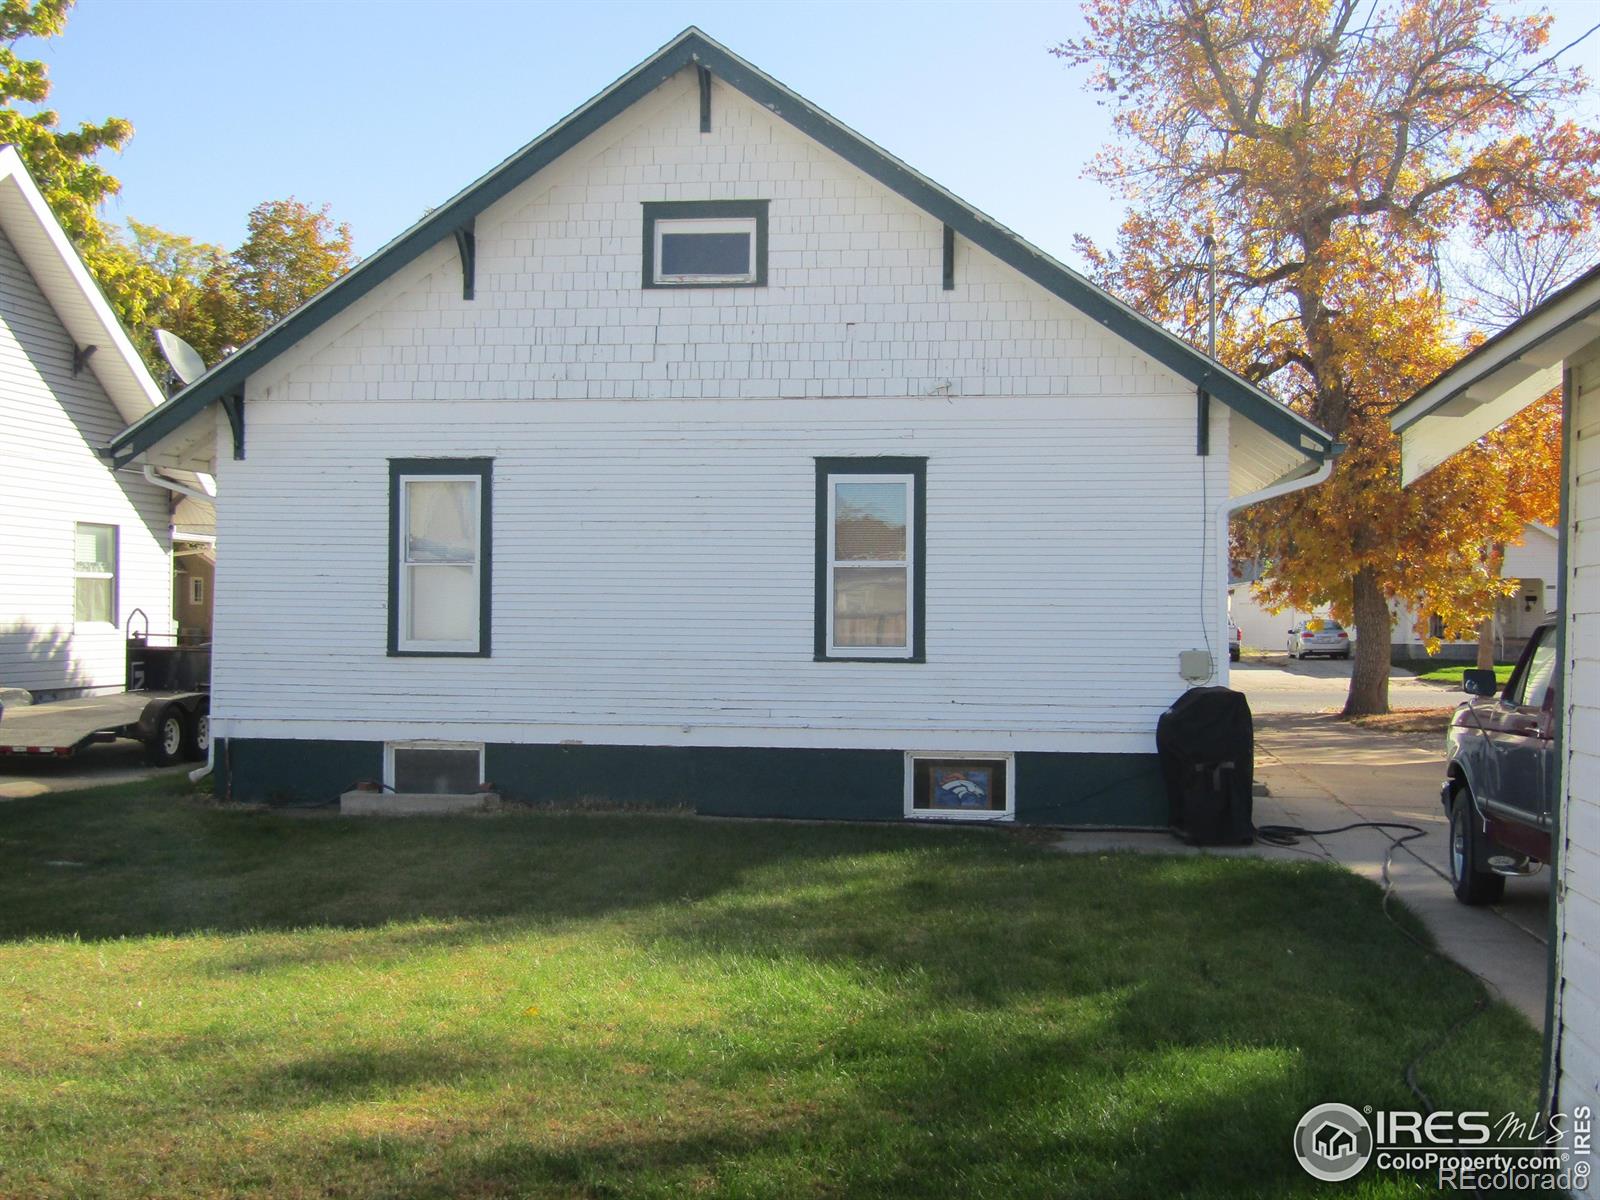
[30,1,1600,269]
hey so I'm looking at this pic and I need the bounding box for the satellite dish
[154,329,206,386]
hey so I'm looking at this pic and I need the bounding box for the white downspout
[189,731,214,783]
[143,465,211,502]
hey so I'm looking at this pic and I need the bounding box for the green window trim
[387,457,493,658]
[642,200,769,289]
[814,456,927,663]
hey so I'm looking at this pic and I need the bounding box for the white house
[0,146,208,701]
[1229,521,1559,660]
[106,29,1335,822]
[1391,263,1600,1168]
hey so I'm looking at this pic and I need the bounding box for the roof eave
[108,27,1333,467]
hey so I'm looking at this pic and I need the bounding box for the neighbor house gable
[106,27,1333,476]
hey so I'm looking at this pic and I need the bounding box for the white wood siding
[210,67,1235,761]
[213,395,1227,753]
[0,227,172,697]
[1557,343,1600,1124]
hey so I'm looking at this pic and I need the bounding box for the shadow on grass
[0,781,1546,1198]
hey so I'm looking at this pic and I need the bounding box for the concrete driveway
[0,741,189,799]
[1230,655,1456,714]
[1058,716,1551,1026]
[1254,713,1551,1025]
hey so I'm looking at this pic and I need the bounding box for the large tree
[118,199,356,378]
[1056,0,1599,712]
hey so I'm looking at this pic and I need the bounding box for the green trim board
[218,735,1168,825]
[641,199,769,289]
[104,27,1332,470]
[814,456,927,662]
[387,457,494,658]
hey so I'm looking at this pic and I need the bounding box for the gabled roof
[0,145,168,426]
[106,27,1334,469]
[1392,261,1600,485]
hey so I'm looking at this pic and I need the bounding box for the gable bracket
[219,392,245,461]
[453,222,476,301]
[1196,386,1210,456]
[941,225,954,291]
[697,64,712,132]
[72,343,98,376]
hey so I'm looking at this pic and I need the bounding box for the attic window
[643,200,768,288]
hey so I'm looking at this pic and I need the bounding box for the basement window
[385,741,484,795]
[643,201,768,288]
[904,752,1014,821]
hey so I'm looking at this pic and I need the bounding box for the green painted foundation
[216,738,1167,826]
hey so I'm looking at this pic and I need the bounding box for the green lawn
[0,778,1540,1199]
[1397,659,1517,686]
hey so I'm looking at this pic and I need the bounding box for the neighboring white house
[0,147,198,701]
[106,28,1335,822]
[1229,521,1559,660]
[1391,263,1600,1175]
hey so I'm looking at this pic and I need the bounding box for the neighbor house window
[73,523,117,625]
[385,741,484,794]
[904,752,1014,821]
[388,458,492,656]
[815,458,926,661]
[642,200,768,288]
[189,576,204,606]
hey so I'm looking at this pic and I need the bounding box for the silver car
[1287,618,1352,660]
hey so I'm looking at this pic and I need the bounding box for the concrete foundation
[339,790,500,816]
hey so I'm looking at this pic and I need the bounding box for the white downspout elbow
[143,465,212,502]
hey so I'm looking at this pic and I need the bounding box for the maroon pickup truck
[1442,619,1556,904]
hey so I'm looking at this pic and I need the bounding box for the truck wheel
[1449,789,1505,906]
[145,706,186,767]
[181,702,210,762]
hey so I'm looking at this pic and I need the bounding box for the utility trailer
[0,612,210,767]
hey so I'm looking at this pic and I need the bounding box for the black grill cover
[1156,686,1254,845]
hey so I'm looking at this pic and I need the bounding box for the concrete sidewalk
[1054,713,1551,1027]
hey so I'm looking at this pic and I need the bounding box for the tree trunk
[1477,543,1505,670]
[1343,566,1391,716]
[1476,616,1496,670]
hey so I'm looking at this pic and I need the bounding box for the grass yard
[0,778,1540,1199]
[1397,659,1516,686]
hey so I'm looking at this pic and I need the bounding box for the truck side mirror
[1462,668,1499,697]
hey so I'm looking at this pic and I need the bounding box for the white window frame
[826,472,915,660]
[903,751,1015,822]
[397,473,482,654]
[383,740,485,794]
[190,576,205,606]
[652,216,758,284]
[72,521,118,627]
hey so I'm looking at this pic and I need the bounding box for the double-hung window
[815,458,926,661]
[73,522,117,625]
[643,200,768,288]
[389,458,492,656]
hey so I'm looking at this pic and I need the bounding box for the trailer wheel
[145,706,186,767]
[181,702,210,762]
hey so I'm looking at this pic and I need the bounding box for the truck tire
[145,705,186,767]
[1449,788,1505,906]
[181,701,210,762]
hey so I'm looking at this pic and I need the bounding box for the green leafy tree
[0,0,168,354]
[222,198,356,343]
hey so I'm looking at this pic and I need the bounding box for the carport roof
[1392,262,1600,485]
